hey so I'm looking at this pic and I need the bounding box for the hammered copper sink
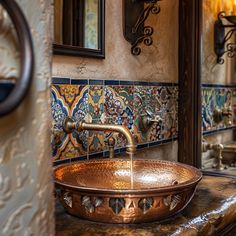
[54,159,202,224]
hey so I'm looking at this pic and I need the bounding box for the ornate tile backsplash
[202,84,236,134]
[51,78,178,163]
[51,79,236,164]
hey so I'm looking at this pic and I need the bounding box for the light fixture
[123,0,161,56]
[215,1,236,64]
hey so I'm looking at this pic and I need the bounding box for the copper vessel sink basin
[54,159,202,223]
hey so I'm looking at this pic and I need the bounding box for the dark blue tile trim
[137,143,149,149]
[89,152,104,159]
[104,80,119,85]
[119,147,126,153]
[89,79,104,85]
[133,81,149,86]
[71,156,87,162]
[203,126,236,136]
[52,78,179,87]
[149,140,163,147]
[52,77,70,85]
[71,79,88,85]
[162,138,175,144]
[53,159,71,166]
[120,81,134,86]
[149,82,174,87]
[103,151,109,157]
[173,136,178,141]
[202,83,236,88]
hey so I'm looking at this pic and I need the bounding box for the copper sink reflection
[54,159,202,224]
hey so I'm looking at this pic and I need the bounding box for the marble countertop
[55,175,236,236]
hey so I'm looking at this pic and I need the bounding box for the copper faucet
[63,117,136,155]
[105,137,116,158]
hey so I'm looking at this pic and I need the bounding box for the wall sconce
[123,0,161,56]
[215,11,236,64]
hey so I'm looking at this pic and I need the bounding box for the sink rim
[54,159,202,196]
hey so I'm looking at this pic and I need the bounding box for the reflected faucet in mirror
[213,107,233,126]
[202,139,224,170]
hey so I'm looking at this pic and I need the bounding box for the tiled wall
[202,84,236,135]
[52,77,178,164]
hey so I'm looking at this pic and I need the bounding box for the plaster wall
[202,0,236,168]
[52,0,179,162]
[0,0,54,234]
[202,0,236,84]
[52,0,178,83]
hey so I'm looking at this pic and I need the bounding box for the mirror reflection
[54,0,99,49]
[201,0,236,173]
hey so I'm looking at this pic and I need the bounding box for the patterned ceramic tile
[147,120,163,142]
[133,86,151,115]
[104,86,134,119]
[88,131,104,154]
[87,119,105,154]
[104,116,134,149]
[51,79,179,162]
[216,88,232,108]
[88,85,104,121]
[162,111,178,139]
[202,87,233,132]
[51,85,89,160]
[60,141,87,160]
[202,88,215,131]
[133,86,172,144]
[51,86,69,130]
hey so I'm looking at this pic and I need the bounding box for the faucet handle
[105,137,116,159]
[138,108,162,133]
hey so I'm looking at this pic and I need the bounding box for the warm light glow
[222,0,236,15]
[234,0,236,15]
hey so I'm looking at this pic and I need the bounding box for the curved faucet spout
[63,117,136,155]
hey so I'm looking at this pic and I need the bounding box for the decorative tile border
[53,137,178,166]
[52,77,178,163]
[202,84,236,135]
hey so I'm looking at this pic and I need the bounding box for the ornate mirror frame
[179,0,236,178]
[53,0,105,58]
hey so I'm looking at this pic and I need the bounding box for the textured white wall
[0,0,54,235]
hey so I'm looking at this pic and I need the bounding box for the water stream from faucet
[129,153,134,189]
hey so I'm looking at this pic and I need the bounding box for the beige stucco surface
[202,0,236,84]
[52,0,179,83]
[0,0,54,235]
